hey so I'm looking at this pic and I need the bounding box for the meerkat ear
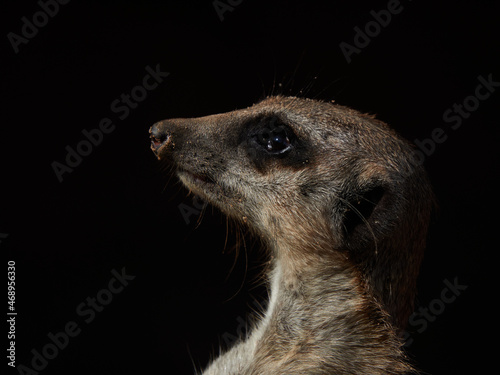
[341,185,387,242]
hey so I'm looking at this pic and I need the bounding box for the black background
[3,0,499,374]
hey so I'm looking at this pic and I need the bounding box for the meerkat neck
[204,245,412,375]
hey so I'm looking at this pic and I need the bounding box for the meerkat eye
[253,124,293,154]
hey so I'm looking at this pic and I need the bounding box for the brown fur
[149,96,433,374]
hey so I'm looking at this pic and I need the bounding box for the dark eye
[254,124,293,154]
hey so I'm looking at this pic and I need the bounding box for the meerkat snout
[149,122,172,156]
[150,96,433,374]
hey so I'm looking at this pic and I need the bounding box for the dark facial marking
[239,115,312,173]
[342,185,386,239]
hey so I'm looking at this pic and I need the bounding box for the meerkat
[149,96,433,374]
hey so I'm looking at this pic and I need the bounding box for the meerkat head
[150,96,433,331]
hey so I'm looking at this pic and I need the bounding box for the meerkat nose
[149,122,172,155]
